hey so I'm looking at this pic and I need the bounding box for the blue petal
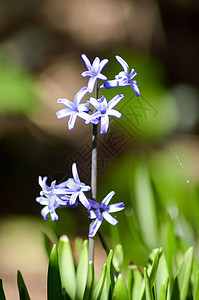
[108,94,124,109]
[87,76,97,93]
[81,54,92,71]
[73,86,88,106]
[99,59,109,72]
[103,80,121,89]
[108,202,125,213]
[115,55,129,74]
[88,219,102,237]
[103,212,118,225]
[79,192,91,209]
[102,191,115,205]
[100,114,109,134]
[56,108,73,119]
[72,163,80,183]
[130,81,140,97]
[68,114,77,130]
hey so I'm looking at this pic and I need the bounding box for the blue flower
[85,94,124,134]
[56,87,89,130]
[102,55,140,97]
[81,54,108,93]
[36,177,70,221]
[65,163,91,209]
[88,191,124,237]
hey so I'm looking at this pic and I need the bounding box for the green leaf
[106,250,115,299]
[113,244,123,273]
[84,261,94,300]
[155,253,170,300]
[171,247,193,300]
[194,271,199,300]
[17,270,31,300]
[91,263,107,300]
[130,267,144,300]
[47,244,63,300]
[76,239,88,300]
[0,279,6,300]
[148,248,163,288]
[75,237,84,257]
[134,161,159,248]
[58,235,76,299]
[113,274,129,300]
[43,232,53,258]
[144,268,153,300]
[159,277,169,300]
[164,218,176,281]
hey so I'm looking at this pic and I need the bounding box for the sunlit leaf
[91,263,107,300]
[172,247,193,300]
[58,235,76,299]
[113,244,123,273]
[76,240,88,300]
[113,274,129,300]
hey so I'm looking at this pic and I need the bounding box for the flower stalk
[89,82,99,263]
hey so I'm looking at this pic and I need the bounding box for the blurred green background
[0,0,199,298]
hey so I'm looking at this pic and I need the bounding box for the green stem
[88,83,99,263]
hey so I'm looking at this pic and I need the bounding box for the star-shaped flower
[102,55,140,97]
[36,177,70,221]
[85,94,124,134]
[65,163,91,209]
[81,54,108,93]
[56,87,89,130]
[88,191,124,237]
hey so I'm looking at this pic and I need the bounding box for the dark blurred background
[0,0,199,298]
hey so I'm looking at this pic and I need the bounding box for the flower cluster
[56,54,140,133]
[36,163,124,237]
[37,54,139,237]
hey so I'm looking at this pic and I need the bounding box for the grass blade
[76,239,88,300]
[113,274,129,300]
[91,263,107,300]
[0,279,6,300]
[17,270,31,300]
[172,247,193,300]
[144,268,153,300]
[47,244,63,300]
[194,270,199,300]
[58,235,76,299]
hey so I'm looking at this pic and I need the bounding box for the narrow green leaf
[0,279,6,300]
[106,250,115,300]
[172,247,193,300]
[76,239,88,300]
[194,271,199,300]
[58,235,76,299]
[130,267,144,300]
[47,244,63,300]
[17,270,31,300]
[144,268,153,300]
[127,266,133,300]
[148,248,163,288]
[84,261,94,300]
[75,237,83,257]
[113,274,129,300]
[113,244,123,273]
[91,263,107,300]
[134,161,159,248]
[43,232,53,257]
[159,277,169,300]
[155,252,170,300]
